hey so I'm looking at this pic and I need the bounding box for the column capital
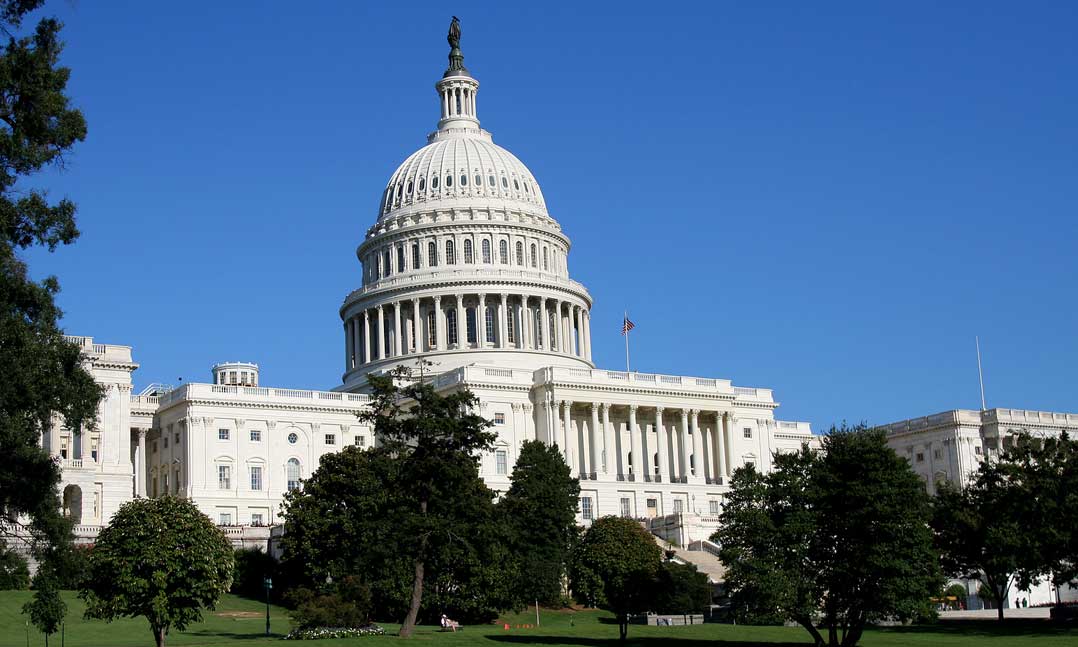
[136,428,149,439]
[689,409,699,417]
[629,404,638,414]
[655,406,665,415]
[560,400,571,412]
[590,402,600,413]
[434,295,442,304]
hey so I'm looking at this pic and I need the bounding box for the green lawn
[1,592,1074,647]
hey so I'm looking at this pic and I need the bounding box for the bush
[231,548,277,599]
[287,576,372,630]
[51,544,91,589]
[0,547,30,590]
[653,562,711,614]
[283,625,384,640]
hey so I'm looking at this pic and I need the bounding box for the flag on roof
[621,316,635,335]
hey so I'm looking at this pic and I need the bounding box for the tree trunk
[996,602,1004,622]
[399,499,429,638]
[152,624,166,647]
[796,617,825,646]
[618,614,628,641]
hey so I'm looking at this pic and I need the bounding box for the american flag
[621,316,635,335]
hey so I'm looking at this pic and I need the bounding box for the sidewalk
[939,608,1051,620]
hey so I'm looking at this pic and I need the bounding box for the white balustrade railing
[343,267,591,304]
[157,383,370,409]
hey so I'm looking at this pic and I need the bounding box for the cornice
[341,275,593,314]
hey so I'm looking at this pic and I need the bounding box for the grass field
[1,592,1075,647]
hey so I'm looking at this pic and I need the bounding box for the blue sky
[22,2,1077,431]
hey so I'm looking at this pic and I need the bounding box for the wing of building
[47,26,818,549]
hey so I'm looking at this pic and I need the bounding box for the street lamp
[264,577,273,636]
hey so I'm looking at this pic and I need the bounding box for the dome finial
[445,16,468,76]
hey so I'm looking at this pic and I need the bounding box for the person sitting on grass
[440,613,460,632]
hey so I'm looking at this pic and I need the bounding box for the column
[602,404,615,477]
[679,409,690,482]
[655,407,668,483]
[433,296,444,350]
[499,293,508,349]
[363,310,371,363]
[714,414,726,481]
[628,405,640,481]
[376,305,385,360]
[136,428,147,496]
[519,296,529,349]
[412,299,421,352]
[352,316,361,362]
[344,320,353,370]
[723,412,735,477]
[539,298,548,350]
[552,300,562,352]
[80,423,90,462]
[561,401,574,473]
[393,302,402,357]
[581,415,592,477]
[690,409,705,482]
[590,404,601,476]
[455,294,465,348]
[583,310,592,360]
[478,293,487,348]
[572,306,581,356]
[545,399,555,447]
[442,88,449,118]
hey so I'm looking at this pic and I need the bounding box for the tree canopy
[80,497,235,647]
[571,516,663,641]
[716,425,941,647]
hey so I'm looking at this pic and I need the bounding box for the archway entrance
[62,484,82,524]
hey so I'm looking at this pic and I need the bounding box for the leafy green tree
[80,497,234,647]
[230,548,278,600]
[717,425,941,647]
[943,583,968,610]
[23,571,65,646]
[360,366,498,635]
[498,439,580,606]
[653,561,711,615]
[0,0,98,563]
[287,576,373,629]
[570,516,663,641]
[0,544,30,589]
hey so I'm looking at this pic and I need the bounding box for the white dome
[378,131,548,220]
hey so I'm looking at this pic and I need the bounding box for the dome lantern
[435,17,480,132]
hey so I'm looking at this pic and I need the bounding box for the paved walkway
[939,607,1051,620]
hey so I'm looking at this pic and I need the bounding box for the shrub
[283,625,384,640]
[231,548,277,599]
[287,576,372,630]
[0,546,30,590]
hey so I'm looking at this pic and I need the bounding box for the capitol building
[46,27,818,544]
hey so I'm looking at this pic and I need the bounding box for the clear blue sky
[23,1,1077,431]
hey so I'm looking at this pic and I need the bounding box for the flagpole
[624,310,630,373]
[976,336,986,411]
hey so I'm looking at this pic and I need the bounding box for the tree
[80,497,234,647]
[0,544,30,589]
[498,439,580,606]
[0,0,98,561]
[717,425,941,647]
[653,561,711,615]
[287,576,373,630]
[570,516,663,641]
[231,548,278,600]
[23,571,65,646]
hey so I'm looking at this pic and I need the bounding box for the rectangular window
[466,308,477,344]
[218,465,231,489]
[494,412,506,425]
[91,437,99,461]
[163,436,169,448]
[620,497,631,518]
[219,513,232,526]
[60,438,69,459]
[646,498,658,516]
[916,452,925,463]
[709,500,720,515]
[355,435,366,447]
[218,428,230,441]
[229,371,236,384]
[324,434,336,445]
[743,427,752,439]
[428,310,437,347]
[507,308,516,344]
[250,466,263,491]
[672,499,683,514]
[447,309,458,346]
[933,448,942,460]
[251,513,264,526]
[412,243,420,269]
[974,445,982,455]
[485,306,495,342]
[745,459,756,468]
[174,432,181,444]
[152,441,158,454]
[240,371,248,384]
[496,450,507,475]
[163,472,169,492]
[174,470,180,493]
[250,430,261,442]
[581,496,593,520]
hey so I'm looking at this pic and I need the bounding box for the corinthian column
[393,302,402,357]
[376,305,385,360]
[561,401,575,473]
[655,407,668,483]
[539,298,548,350]
[679,409,690,482]
[690,409,704,483]
[601,404,615,477]
[628,405,640,481]
[499,293,508,349]
[590,403,601,477]
[136,428,147,496]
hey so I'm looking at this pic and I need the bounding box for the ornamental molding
[342,279,592,314]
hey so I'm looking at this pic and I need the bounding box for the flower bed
[283,625,385,640]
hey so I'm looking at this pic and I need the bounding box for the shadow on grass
[485,637,808,647]
[185,630,286,641]
[879,619,1077,638]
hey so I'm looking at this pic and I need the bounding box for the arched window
[427,310,436,347]
[447,308,458,346]
[498,240,508,264]
[474,173,482,186]
[418,177,425,191]
[397,246,405,272]
[535,309,543,346]
[464,239,474,264]
[376,254,383,279]
[507,307,516,344]
[488,174,495,186]
[515,241,524,266]
[428,241,437,267]
[530,243,537,268]
[446,240,455,264]
[406,180,413,194]
[543,247,549,271]
[466,306,477,344]
[412,243,420,269]
[513,179,520,191]
[485,306,496,343]
[460,174,467,186]
[432,175,439,189]
[501,177,509,188]
[286,458,301,491]
[481,239,491,264]
[445,174,453,187]
[549,312,558,351]
[383,250,391,276]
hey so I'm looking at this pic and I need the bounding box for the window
[219,512,232,526]
[743,427,752,439]
[412,243,420,269]
[447,308,458,345]
[507,308,516,344]
[530,243,537,268]
[324,434,336,445]
[498,240,508,264]
[60,437,68,459]
[646,498,658,515]
[152,441,157,454]
[581,496,593,520]
[251,513,264,526]
[974,445,982,455]
[428,241,437,266]
[397,246,405,272]
[494,412,506,425]
[485,306,495,343]
[496,450,507,475]
[673,499,683,513]
[175,431,182,443]
[745,458,756,468]
[620,497,631,518]
[163,472,169,492]
[250,466,263,491]
[418,177,425,191]
[288,432,298,444]
[549,313,557,350]
[466,307,477,344]
[916,452,925,463]
[474,173,481,186]
[460,173,467,186]
[542,247,548,270]
[513,179,520,190]
[535,310,543,346]
[515,241,524,266]
[481,239,491,264]
[163,435,168,449]
[218,465,231,489]
[933,448,942,460]
[432,175,439,189]
[488,174,495,186]
[286,458,301,491]
[250,430,261,442]
[501,176,508,188]
[383,250,391,276]
[355,435,366,447]
[445,174,452,187]
[446,239,455,264]
[464,239,473,263]
[709,499,720,516]
[219,428,230,441]
[427,310,437,346]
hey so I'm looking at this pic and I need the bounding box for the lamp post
[264,577,273,635]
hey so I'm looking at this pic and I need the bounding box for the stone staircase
[652,535,726,583]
